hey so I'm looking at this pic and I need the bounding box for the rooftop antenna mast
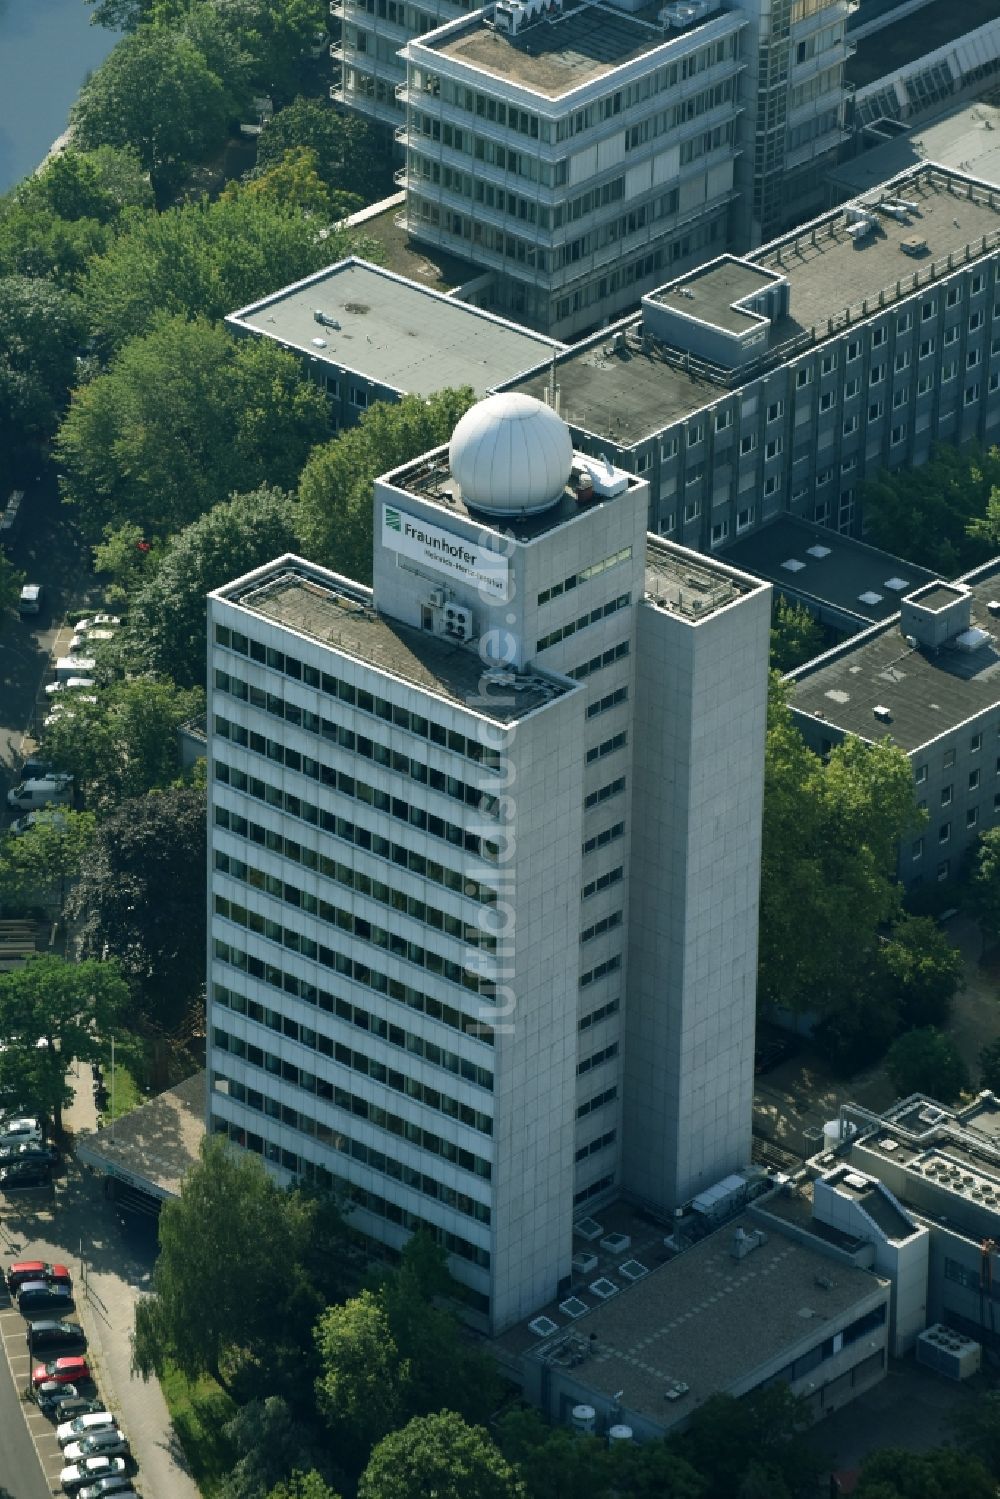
[549,349,557,407]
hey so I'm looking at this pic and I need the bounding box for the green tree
[674,1387,821,1499]
[125,487,298,687]
[770,595,825,672]
[266,1477,343,1499]
[132,1135,315,1386]
[0,275,88,454]
[218,1396,342,1499]
[0,809,96,910]
[0,955,128,1132]
[255,96,391,205]
[297,389,476,583]
[24,147,153,225]
[0,187,110,288]
[969,827,1000,940]
[315,1292,410,1468]
[359,1412,526,1499]
[862,443,1000,577]
[980,1037,1000,1093]
[230,147,354,219]
[952,1387,1000,1479]
[92,522,164,601]
[885,1026,970,1103]
[856,1446,994,1499]
[39,677,204,807]
[759,678,920,1055]
[875,914,964,1030]
[70,29,231,202]
[0,554,23,622]
[56,317,329,539]
[68,785,206,1032]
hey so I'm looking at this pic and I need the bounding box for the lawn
[94,1033,147,1125]
[159,1362,238,1498]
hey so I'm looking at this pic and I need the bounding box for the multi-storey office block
[206,392,770,1332]
[398,0,747,339]
[501,164,1000,550]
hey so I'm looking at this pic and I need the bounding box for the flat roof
[74,1072,206,1201]
[346,199,482,293]
[651,260,779,335]
[502,1212,886,1430]
[228,259,559,399]
[721,516,937,628]
[644,537,763,621]
[827,1168,916,1241]
[829,104,1000,197]
[223,559,570,722]
[789,562,1000,753]
[502,166,1000,445]
[427,1,701,99]
[846,0,997,90]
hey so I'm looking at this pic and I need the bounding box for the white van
[18,584,43,616]
[55,657,95,682]
[6,776,73,812]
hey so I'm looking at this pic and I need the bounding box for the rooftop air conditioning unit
[600,1233,631,1255]
[571,1252,599,1277]
[873,704,892,722]
[443,603,473,641]
[429,587,446,608]
[528,1315,559,1338]
[574,1217,604,1242]
[917,1324,981,1380]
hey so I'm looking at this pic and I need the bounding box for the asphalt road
[0,472,94,796]
[0,1253,52,1499]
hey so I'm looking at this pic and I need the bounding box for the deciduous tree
[770,595,825,672]
[0,956,128,1132]
[56,317,329,538]
[856,1446,994,1499]
[70,29,231,202]
[297,389,476,582]
[862,443,1000,577]
[0,809,96,910]
[125,487,298,687]
[359,1412,526,1499]
[315,1292,409,1468]
[674,1387,821,1499]
[254,96,391,205]
[0,276,88,454]
[218,1397,342,1499]
[885,1026,970,1103]
[874,914,964,1030]
[969,827,1000,940]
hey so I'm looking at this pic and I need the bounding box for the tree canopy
[69,784,207,1032]
[359,1412,526,1499]
[0,809,96,911]
[56,316,329,539]
[70,28,233,202]
[855,1446,995,1499]
[296,390,477,582]
[968,827,1000,940]
[862,443,1000,577]
[885,1026,970,1103]
[770,595,825,673]
[80,190,371,352]
[0,955,128,1131]
[0,275,88,458]
[254,96,392,206]
[674,1387,822,1499]
[124,486,299,687]
[873,915,964,1031]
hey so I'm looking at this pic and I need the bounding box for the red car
[31,1356,89,1388]
[8,1261,70,1294]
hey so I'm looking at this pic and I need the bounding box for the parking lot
[0,1288,82,1491]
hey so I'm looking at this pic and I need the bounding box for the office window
[686,462,704,484]
[972,733,983,753]
[736,505,755,533]
[915,764,927,784]
[868,400,883,421]
[796,366,813,388]
[891,425,905,446]
[947,285,961,307]
[919,339,935,359]
[688,421,704,446]
[821,352,836,374]
[970,770,981,791]
[846,339,861,361]
[767,400,784,421]
[944,749,956,768]
[763,475,779,495]
[941,785,953,806]
[683,499,701,522]
[938,860,950,881]
[942,361,958,382]
[766,437,783,458]
[939,821,951,844]
[972,273,985,295]
[816,467,833,485]
[918,374,934,395]
[661,437,678,460]
[944,325,959,346]
[991,373,1000,394]
[912,837,923,861]
[843,415,859,437]
[870,362,885,384]
[714,409,732,432]
[966,383,981,406]
[872,326,887,347]
[968,348,982,370]
[968,807,979,829]
[845,377,861,399]
[921,299,935,322]
[970,310,984,332]
[740,433,757,455]
[894,350,910,373]
[710,519,728,547]
[819,390,835,412]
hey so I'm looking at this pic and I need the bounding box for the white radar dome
[449,393,573,516]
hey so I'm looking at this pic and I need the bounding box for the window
[966,383,981,406]
[872,326,887,347]
[870,362,885,384]
[891,426,905,446]
[740,434,757,455]
[972,733,983,753]
[912,837,923,861]
[714,409,732,432]
[845,378,861,399]
[921,300,935,322]
[942,361,958,382]
[846,339,861,361]
[939,821,951,844]
[686,462,704,485]
[970,310,984,332]
[819,390,835,412]
[938,860,950,882]
[737,506,755,533]
[766,436,783,458]
[920,339,935,359]
[968,807,979,828]
[894,350,910,373]
[683,499,701,522]
[918,374,934,395]
[972,273,985,295]
[868,400,883,421]
[688,421,704,446]
[893,386,908,409]
[711,519,729,546]
[897,312,912,334]
[843,415,859,436]
[947,285,961,307]
[349,385,370,408]
[796,366,813,388]
[915,764,928,785]
[764,475,779,496]
[767,400,784,422]
[821,352,837,374]
[970,769,981,790]
[944,325,959,346]
[941,785,953,806]
[968,348,982,370]
[661,437,678,461]
[944,749,956,768]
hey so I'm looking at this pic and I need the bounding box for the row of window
[581,911,623,945]
[538,547,633,607]
[912,797,1000,859]
[213,700,499,819]
[212,1020,493,1144]
[213,937,494,1047]
[576,1128,617,1163]
[569,639,631,683]
[582,865,624,901]
[214,803,495,909]
[215,886,489,1000]
[215,759,501,866]
[586,731,628,764]
[587,687,628,720]
[577,1086,618,1120]
[583,822,624,857]
[536,594,631,653]
[215,625,502,771]
[213,977,492,1092]
[215,847,494,955]
[580,954,622,989]
[578,1041,620,1076]
[585,775,626,810]
[574,1173,615,1207]
[624,78,736,154]
[579,997,621,1032]
[211,1114,490,1271]
[914,731,990,782]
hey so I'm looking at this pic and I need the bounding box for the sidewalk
[0,1068,202,1499]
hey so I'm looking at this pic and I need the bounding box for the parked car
[76,1478,135,1499]
[41,1394,105,1423]
[8,1260,70,1293]
[1,1160,50,1190]
[0,1115,43,1143]
[26,1321,85,1353]
[6,776,73,811]
[19,1280,74,1314]
[69,629,115,654]
[63,1431,129,1464]
[57,1412,119,1448]
[20,755,53,780]
[9,809,69,837]
[59,1455,127,1493]
[45,678,96,697]
[18,583,43,616]
[54,657,96,682]
[0,1141,60,1166]
[74,615,121,633]
[32,1356,90,1388]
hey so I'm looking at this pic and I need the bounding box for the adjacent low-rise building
[789,560,1000,887]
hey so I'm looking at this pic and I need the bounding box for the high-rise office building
[206,393,770,1332]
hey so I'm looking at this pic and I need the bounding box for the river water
[0,0,119,195]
